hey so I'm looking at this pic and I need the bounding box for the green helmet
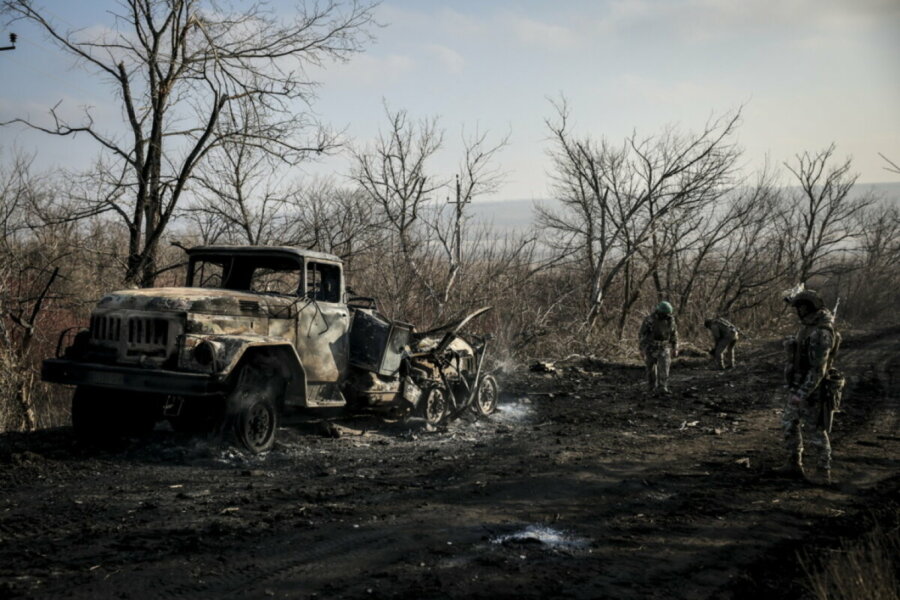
[656,301,674,315]
[788,289,825,311]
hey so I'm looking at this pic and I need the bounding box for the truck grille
[90,314,123,342]
[91,315,170,346]
[89,311,178,362]
[127,317,170,346]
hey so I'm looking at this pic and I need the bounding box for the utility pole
[447,174,469,266]
[0,33,17,51]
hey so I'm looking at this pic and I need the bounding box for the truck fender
[214,336,308,406]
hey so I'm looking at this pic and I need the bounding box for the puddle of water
[491,524,589,551]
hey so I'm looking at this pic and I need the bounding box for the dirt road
[1,328,898,599]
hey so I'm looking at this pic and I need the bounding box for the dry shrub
[802,521,900,600]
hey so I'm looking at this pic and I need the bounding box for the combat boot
[812,468,833,486]
[772,456,805,479]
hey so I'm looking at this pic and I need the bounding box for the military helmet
[655,301,674,315]
[788,289,825,311]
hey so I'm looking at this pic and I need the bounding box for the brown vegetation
[0,2,898,436]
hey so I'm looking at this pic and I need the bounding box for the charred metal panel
[295,299,351,384]
[349,309,413,377]
[184,313,266,336]
[268,318,295,345]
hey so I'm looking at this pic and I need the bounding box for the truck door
[295,260,350,383]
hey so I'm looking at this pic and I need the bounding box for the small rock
[317,422,341,438]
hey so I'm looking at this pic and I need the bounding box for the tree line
[1,0,898,431]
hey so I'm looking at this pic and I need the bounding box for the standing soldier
[638,301,679,394]
[777,289,844,484]
[704,317,740,370]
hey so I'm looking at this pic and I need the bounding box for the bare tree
[879,152,900,175]
[350,104,445,312]
[280,179,385,266]
[2,0,377,286]
[185,102,294,246]
[351,105,444,260]
[782,144,873,283]
[842,202,900,321]
[427,126,508,313]
[0,151,66,431]
[538,99,742,330]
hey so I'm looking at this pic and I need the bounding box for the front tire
[225,363,283,453]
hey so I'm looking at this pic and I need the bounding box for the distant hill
[468,181,900,231]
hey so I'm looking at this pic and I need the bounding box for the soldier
[704,317,740,370]
[638,301,679,394]
[776,289,844,485]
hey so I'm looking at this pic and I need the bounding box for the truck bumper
[42,359,222,396]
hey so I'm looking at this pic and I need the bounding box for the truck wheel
[226,363,283,454]
[423,387,447,426]
[473,375,499,417]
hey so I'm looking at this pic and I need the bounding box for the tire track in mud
[149,527,397,600]
[0,498,97,544]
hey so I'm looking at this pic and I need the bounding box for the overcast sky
[1,0,898,203]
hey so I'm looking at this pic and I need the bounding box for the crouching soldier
[704,317,740,370]
[776,290,844,484]
[639,301,679,394]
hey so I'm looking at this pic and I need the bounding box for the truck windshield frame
[187,254,304,295]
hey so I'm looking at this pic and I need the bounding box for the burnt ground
[1,328,898,600]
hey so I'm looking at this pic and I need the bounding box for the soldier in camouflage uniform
[776,289,843,485]
[638,301,679,394]
[704,317,740,370]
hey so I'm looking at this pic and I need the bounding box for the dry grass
[802,519,900,600]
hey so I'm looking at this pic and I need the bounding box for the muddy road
[1,328,898,599]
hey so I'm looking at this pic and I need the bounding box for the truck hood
[96,287,291,316]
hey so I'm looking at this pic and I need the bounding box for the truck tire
[225,363,283,453]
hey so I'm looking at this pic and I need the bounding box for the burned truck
[42,246,499,453]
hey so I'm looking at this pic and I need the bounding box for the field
[1,329,898,599]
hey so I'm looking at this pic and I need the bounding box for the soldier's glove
[788,393,804,406]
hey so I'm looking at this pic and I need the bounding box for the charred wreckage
[42,246,499,452]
